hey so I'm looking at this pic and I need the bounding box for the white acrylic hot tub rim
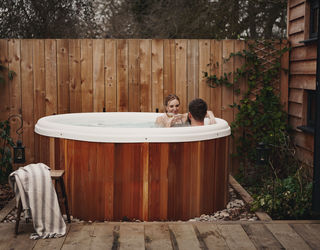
[35,112,231,143]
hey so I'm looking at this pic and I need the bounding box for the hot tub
[35,112,230,221]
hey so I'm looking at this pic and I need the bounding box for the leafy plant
[251,168,313,219]
[204,40,313,219]
[0,63,15,84]
[0,120,14,184]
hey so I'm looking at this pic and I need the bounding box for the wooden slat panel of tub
[69,39,82,113]
[163,40,176,103]
[175,39,187,113]
[187,39,199,105]
[105,39,117,112]
[101,143,115,221]
[113,143,144,220]
[57,39,70,114]
[81,39,93,112]
[63,139,73,216]
[148,143,169,221]
[21,40,34,165]
[45,39,58,116]
[128,39,140,112]
[214,137,229,211]
[139,39,151,112]
[117,39,129,112]
[189,142,201,218]
[210,40,222,117]
[93,39,105,112]
[151,39,164,113]
[168,142,183,220]
[183,141,201,219]
[201,139,216,214]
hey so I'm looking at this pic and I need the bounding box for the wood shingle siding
[287,0,316,166]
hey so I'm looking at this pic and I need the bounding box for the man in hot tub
[187,98,216,126]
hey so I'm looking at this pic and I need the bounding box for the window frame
[307,90,316,128]
[298,90,316,134]
[309,0,319,39]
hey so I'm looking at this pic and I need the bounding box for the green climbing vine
[204,40,313,219]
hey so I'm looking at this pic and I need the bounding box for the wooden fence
[0,39,289,172]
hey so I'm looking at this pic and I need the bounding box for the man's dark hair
[188,98,207,121]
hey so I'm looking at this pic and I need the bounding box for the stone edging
[229,175,272,221]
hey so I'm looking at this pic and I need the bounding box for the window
[298,90,316,133]
[307,90,316,128]
[310,0,319,38]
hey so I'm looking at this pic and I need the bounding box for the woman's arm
[155,113,187,127]
[206,110,216,124]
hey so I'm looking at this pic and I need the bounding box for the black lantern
[13,140,25,163]
[256,142,269,165]
[8,114,26,164]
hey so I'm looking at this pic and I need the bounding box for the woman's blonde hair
[164,94,180,107]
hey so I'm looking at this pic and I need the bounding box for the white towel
[9,163,66,239]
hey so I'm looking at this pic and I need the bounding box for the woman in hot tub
[155,94,215,127]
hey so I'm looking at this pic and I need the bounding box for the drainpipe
[312,10,320,213]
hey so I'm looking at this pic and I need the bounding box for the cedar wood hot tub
[35,112,230,221]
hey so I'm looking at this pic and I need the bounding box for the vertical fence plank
[33,40,45,122]
[175,40,187,113]
[45,39,57,116]
[163,40,176,102]
[117,39,129,111]
[69,39,82,113]
[234,40,246,119]
[0,40,9,122]
[151,40,164,113]
[199,40,211,104]
[222,40,235,175]
[232,40,246,173]
[187,39,199,106]
[139,39,151,112]
[81,39,93,112]
[8,39,21,147]
[222,40,234,124]
[21,40,34,164]
[57,39,70,114]
[93,39,105,112]
[33,39,45,165]
[105,39,117,112]
[210,40,222,116]
[128,39,140,112]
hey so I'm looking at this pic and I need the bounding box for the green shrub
[251,172,312,219]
